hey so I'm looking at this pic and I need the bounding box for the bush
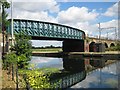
[26,71,51,89]
[3,53,17,69]
[11,32,32,69]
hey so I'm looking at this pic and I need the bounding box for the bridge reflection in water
[50,57,86,89]
[30,55,119,89]
[49,56,118,89]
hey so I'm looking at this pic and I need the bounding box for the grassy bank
[2,59,118,89]
[18,67,60,75]
[32,48,62,52]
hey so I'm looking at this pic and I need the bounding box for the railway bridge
[0,19,118,53]
[7,19,85,52]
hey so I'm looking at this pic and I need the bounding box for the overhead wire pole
[98,23,101,42]
[114,27,117,42]
[100,27,117,40]
[11,0,14,46]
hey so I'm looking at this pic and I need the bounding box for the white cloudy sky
[6,0,119,47]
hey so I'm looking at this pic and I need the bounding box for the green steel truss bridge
[7,19,85,52]
[7,19,85,40]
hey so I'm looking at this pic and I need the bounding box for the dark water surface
[30,56,120,89]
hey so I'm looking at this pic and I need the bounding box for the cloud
[57,6,99,24]
[7,1,118,40]
[56,6,99,36]
[8,0,59,14]
[75,19,118,38]
[98,20,118,39]
[7,0,60,23]
[100,19,118,28]
[7,1,58,23]
[103,3,118,17]
[8,10,57,23]
[13,1,59,13]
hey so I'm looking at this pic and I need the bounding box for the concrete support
[62,40,84,52]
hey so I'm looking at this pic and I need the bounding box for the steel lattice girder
[7,19,85,40]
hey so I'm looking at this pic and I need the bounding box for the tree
[11,32,32,69]
[0,1,10,32]
[116,41,120,51]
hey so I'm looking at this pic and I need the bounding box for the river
[30,56,120,89]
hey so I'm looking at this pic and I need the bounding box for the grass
[32,48,62,52]
[18,67,60,75]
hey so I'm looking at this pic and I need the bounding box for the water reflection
[89,58,106,68]
[63,56,85,72]
[30,56,119,89]
[69,59,119,89]
[50,56,86,89]
[30,56,63,69]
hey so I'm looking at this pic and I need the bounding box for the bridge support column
[62,40,84,52]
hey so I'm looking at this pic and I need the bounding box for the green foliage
[3,53,17,69]
[26,71,51,89]
[4,53,17,64]
[18,67,61,89]
[105,46,117,51]
[105,42,120,51]
[13,33,32,56]
[17,54,28,69]
[0,1,10,33]
[0,0,10,9]
[4,53,28,68]
[116,42,120,51]
[11,32,32,69]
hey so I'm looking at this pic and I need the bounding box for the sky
[6,0,119,47]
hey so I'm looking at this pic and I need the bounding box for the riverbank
[2,70,16,89]
[32,51,120,58]
[1,59,118,89]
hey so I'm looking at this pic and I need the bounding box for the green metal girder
[7,19,85,40]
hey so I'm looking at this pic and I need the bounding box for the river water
[30,56,120,89]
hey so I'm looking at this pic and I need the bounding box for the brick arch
[110,43,115,47]
[88,40,96,44]
[104,42,108,48]
[89,42,96,52]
